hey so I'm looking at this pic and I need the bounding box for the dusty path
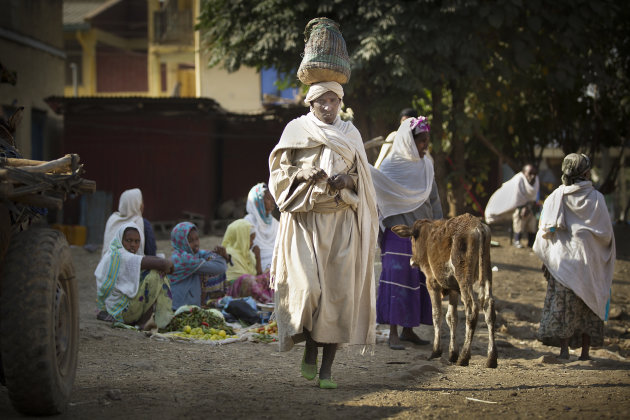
[1,227,629,419]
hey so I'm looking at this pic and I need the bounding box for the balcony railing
[153,9,193,45]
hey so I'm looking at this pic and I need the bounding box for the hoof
[429,349,442,359]
[486,358,498,368]
[456,357,470,367]
[448,351,459,363]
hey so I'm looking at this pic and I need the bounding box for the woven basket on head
[297,17,351,85]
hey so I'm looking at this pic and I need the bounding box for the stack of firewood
[0,154,95,209]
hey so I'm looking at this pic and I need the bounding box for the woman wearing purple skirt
[370,116,442,350]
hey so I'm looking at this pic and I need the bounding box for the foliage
[197,0,629,211]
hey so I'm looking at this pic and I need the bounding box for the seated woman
[102,188,158,256]
[244,183,278,274]
[95,222,174,329]
[222,219,273,304]
[169,222,229,310]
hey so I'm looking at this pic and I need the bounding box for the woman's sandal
[318,377,338,389]
[301,348,317,380]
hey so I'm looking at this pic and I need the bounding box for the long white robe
[268,112,378,351]
[533,181,615,320]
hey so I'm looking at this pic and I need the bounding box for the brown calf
[392,213,497,368]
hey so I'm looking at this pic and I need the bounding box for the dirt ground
[1,225,629,419]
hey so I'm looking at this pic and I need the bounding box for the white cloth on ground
[532,181,615,320]
[370,118,434,225]
[102,188,145,256]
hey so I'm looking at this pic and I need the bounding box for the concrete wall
[0,0,64,159]
[197,59,263,113]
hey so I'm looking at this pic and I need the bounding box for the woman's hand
[327,174,353,191]
[161,259,174,274]
[252,245,263,275]
[296,167,328,183]
[212,245,229,261]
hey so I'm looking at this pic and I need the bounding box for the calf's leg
[427,280,443,359]
[457,284,478,367]
[482,282,498,368]
[445,290,459,363]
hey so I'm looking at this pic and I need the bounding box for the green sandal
[318,377,337,389]
[301,348,317,380]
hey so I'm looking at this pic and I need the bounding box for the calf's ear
[391,224,413,238]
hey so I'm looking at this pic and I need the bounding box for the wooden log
[0,154,79,174]
[11,194,64,209]
[8,182,49,198]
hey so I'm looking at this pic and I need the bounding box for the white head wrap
[102,188,145,256]
[95,221,144,320]
[304,81,344,104]
[370,118,435,223]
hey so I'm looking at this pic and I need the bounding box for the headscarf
[222,219,257,282]
[244,183,279,271]
[304,81,344,104]
[168,222,213,283]
[370,117,435,223]
[561,153,591,186]
[95,222,144,321]
[102,188,145,257]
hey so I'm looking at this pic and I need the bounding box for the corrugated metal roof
[63,0,108,26]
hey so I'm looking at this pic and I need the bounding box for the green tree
[197,0,628,216]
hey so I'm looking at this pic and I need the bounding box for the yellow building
[63,0,297,113]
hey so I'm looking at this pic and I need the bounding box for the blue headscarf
[247,183,272,225]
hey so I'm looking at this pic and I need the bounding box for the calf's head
[391,220,432,268]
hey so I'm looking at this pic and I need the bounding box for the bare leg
[389,324,401,345]
[303,329,318,365]
[559,338,570,359]
[319,343,337,380]
[579,334,591,360]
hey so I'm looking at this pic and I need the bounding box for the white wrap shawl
[485,172,539,224]
[533,181,616,320]
[268,112,378,347]
[370,118,435,223]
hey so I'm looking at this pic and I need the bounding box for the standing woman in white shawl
[268,81,378,389]
[244,182,278,274]
[370,117,442,350]
[533,153,616,360]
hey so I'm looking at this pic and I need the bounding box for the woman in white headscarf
[268,81,378,389]
[370,117,442,350]
[533,153,615,360]
[95,222,174,329]
[244,182,278,274]
[102,188,158,257]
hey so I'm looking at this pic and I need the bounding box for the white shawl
[533,181,616,320]
[370,118,434,223]
[485,171,539,224]
[244,198,279,272]
[102,188,145,256]
[95,222,144,319]
[268,112,379,345]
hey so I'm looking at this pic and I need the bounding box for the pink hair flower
[410,116,430,134]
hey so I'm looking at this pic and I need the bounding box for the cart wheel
[0,227,78,415]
